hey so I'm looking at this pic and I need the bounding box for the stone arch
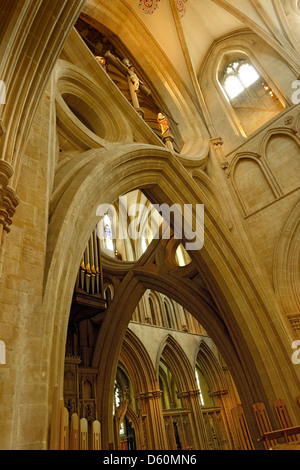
[196,340,228,396]
[157,334,197,394]
[125,403,143,450]
[80,0,210,167]
[82,379,94,400]
[230,153,277,215]
[120,328,158,395]
[90,266,286,449]
[0,1,85,185]
[42,144,300,449]
[262,129,300,194]
[54,59,133,151]
[104,284,114,304]
[274,0,300,53]
[198,30,291,149]
[119,329,166,449]
[162,297,176,329]
[273,199,300,329]
[147,290,162,326]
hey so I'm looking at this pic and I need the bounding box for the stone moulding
[0,160,19,234]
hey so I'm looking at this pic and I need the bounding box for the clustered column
[136,389,168,450]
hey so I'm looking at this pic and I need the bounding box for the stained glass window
[103,212,114,251]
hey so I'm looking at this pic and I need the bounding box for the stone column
[136,390,168,450]
[177,389,210,450]
[210,389,234,450]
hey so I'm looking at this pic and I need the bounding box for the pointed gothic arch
[120,329,158,394]
[42,144,299,449]
[196,340,228,397]
[157,334,197,395]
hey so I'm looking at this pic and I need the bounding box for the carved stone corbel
[210,137,224,148]
[0,160,19,235]
[220,160,230,178]
[0,186,20,233]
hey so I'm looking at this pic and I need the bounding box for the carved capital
[0,160,13,188]
[211,389,229,398]
[136,390,162,401]
[177,389,200,399]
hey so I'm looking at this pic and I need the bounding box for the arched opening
[113,364,137,450]
[218,54,285,136]
[233,157,276,214]
[265,133,300,193]
[45,146,299,451]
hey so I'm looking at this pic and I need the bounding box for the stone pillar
[177,389,210,449]
[210,389,234,450]
[136,390,168,450]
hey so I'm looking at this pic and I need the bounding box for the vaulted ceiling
[89,0,300,101]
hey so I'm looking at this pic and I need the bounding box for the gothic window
[223,59,260,100]
[220,56,285,136]
[195,366,215,407]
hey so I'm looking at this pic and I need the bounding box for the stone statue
[123,58,140,92]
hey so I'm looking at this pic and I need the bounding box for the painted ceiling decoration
[138,0,189,17]
[138,0,161,15]
[176,0,189,18]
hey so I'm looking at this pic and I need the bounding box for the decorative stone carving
[0,160,19,235]
[220,160,230,178]
[288,314,300,332]
[212,389,229,398]
[285,116,294,126]
[177,389,201,400]
[210,137,224,148]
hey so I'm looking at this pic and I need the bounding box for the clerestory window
[220,56,285,136]
[223,59,260,100]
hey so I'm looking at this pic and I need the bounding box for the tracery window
[222,59,260,100]
[220,56,285,136]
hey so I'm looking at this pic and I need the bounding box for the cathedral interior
[0,0,300,451]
